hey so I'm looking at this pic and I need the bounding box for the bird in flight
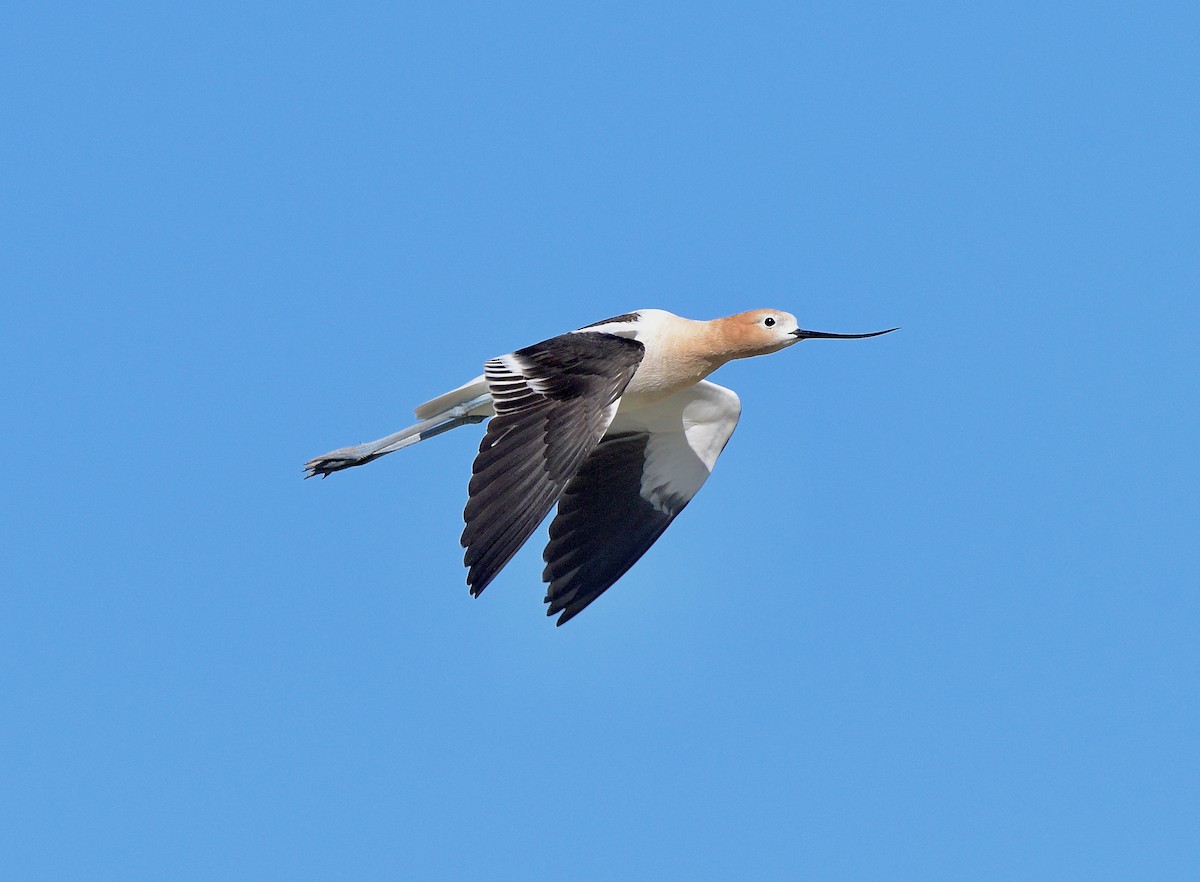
[306,309,895,624]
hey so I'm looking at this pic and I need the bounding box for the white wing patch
[495,353,556,396]
[611,380,741,514]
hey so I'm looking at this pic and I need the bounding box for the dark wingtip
[544,594,576,626]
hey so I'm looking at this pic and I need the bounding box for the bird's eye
[763,316,776,327]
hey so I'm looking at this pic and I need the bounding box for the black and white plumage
[462,333,644,601]
[542,381,740,623]
[305,308,895,624]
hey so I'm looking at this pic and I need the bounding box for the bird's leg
[304,394,491,478]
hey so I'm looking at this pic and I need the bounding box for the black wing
[541,432,684,625]
[541,380,742,625]
[461,332,644,597]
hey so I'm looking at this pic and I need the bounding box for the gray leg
[304,394,491,478]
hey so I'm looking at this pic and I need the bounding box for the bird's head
[722,309,898,359]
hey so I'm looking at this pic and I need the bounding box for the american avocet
[306,309,896,624]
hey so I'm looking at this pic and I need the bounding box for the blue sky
[3,1,1197,878]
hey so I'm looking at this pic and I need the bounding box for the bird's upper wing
[461,331,644,597]
[542,380,742,625]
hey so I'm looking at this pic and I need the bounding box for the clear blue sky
[3,2,1197,878]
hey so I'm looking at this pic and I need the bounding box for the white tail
[413,374,490,420]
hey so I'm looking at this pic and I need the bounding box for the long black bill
[792,326,899,340]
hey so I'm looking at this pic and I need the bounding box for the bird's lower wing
[542,380,742,625]
[461,332,645,597]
